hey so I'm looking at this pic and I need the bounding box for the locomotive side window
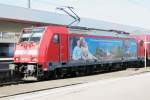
[140,40,144,46]
[53,34,59,43]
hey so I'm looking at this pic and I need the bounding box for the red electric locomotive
[9,26,138,80]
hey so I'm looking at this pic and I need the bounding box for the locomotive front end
[9,27,44,79]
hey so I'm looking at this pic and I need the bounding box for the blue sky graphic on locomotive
[70,36,137,61]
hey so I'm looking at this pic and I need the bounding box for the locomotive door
[59,34,68,62]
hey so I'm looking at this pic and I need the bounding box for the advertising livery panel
[70,36,137,62]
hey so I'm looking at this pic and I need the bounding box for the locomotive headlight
[14,57,19,61]
[31,57,37,62]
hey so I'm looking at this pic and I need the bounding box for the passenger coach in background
[131,34,150,65]
[9,26,142,80]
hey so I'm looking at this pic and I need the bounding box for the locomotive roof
[23,26,130,38]
[68,26,129,38]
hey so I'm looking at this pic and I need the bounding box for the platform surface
[38,72,150,100]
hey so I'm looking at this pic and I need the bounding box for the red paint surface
[131,34,150,59]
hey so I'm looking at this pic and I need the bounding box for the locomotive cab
[14,27,43,63]
[9,27,44,79]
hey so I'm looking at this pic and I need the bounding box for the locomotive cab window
[140,40,144,46]
[53,34,59,43]
[20,27,44,43]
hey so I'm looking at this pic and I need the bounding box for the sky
[0,0,150,29]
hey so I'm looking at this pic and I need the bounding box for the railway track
[0,71,23,87]
[0,80,23,87]
[0,77,39,87]
[0,60,15,87]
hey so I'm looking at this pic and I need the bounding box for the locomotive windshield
[20,27,44,43]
